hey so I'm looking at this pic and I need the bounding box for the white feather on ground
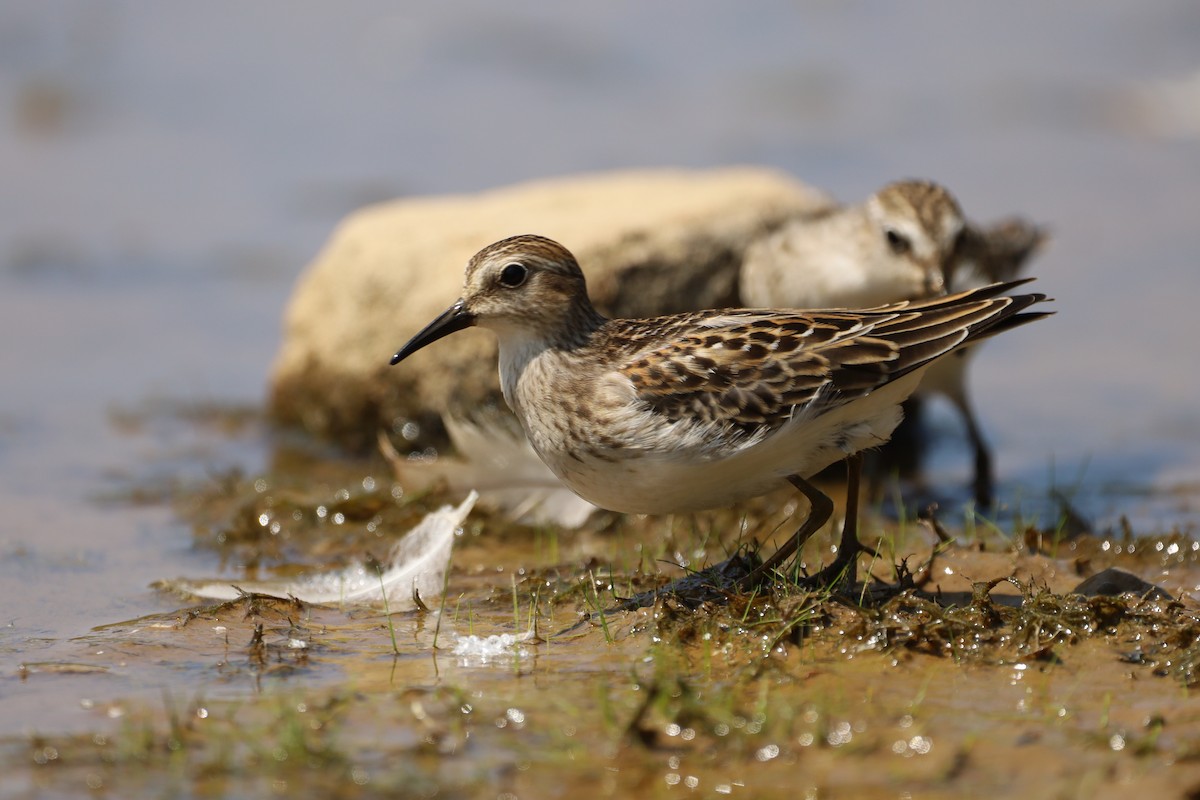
[381,412,597,529]
[156,491,476,608]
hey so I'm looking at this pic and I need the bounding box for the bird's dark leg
[807,451,865,587]
[610,473,834,610]
[744,453,869,590]
[747,473,833,582]
[958,400,994,509]
[936,359,995,508]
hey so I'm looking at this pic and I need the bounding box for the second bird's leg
[942,377,994,508]
[957,398,994,509]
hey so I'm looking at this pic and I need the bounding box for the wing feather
[606,281,1048,434]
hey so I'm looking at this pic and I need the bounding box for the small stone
[269,168,830,448]
[1071,567,1172,600]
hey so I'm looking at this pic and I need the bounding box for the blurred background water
[1,1,1198,732]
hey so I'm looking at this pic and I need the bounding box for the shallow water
[1,1,1199,744]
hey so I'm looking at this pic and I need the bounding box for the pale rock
[270,167,831,448]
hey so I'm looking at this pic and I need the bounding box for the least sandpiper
[741,180,1047,507]
[391,235,1050,586]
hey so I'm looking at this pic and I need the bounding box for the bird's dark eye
[499,262,528,288]
[885,228,911,255]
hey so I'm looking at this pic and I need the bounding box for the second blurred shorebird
[740,180,1047,507]
[391,235,1050,586]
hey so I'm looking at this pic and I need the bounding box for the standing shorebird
[391,235,1050,585]
[741,181,1047,507]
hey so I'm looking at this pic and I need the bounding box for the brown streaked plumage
[392,234,1051,586]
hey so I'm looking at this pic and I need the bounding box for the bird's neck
[494,299,609,412]
[494,300,607,410]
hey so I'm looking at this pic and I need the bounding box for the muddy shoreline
[8,439,1200,798]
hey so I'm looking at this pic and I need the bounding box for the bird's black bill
[390,300,476,365]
